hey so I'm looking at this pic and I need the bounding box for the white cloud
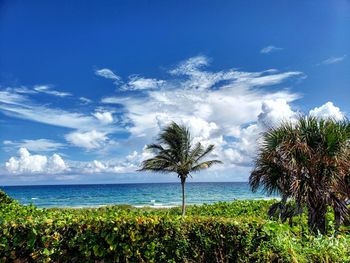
[0,90,29,105]
[5,148,68,174]
[309,102,344,120]
[79,97,92,104]
[34,85,71,97]
[3,139,65,152]
[6,56,337,181]
[0,89,123,154]
[260,45,283,54]
[258,99,297,128]
[92,111,114,124]
[100,56,304,170]
[0,90,117,132]
[319,55,347,65]
[5,85,71,97]
[168,55,302,91]
[84,160,129,173]
[101,96,129,104]
[6,86,37,94]
[95,68,121,81]
[65,130,108,150]
[83,147,153,174]
[222,99,297,166]
[169,55,210,75]
[121,76,165,91]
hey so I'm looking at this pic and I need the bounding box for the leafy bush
[0,189,13,204]
[0,200,349,262]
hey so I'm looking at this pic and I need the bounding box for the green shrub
[0,190,13,205]
[0,200,349,262]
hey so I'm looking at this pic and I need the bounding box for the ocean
[1,182,276,208]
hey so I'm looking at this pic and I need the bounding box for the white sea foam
[252,197,280,201]
[134,204,178,209]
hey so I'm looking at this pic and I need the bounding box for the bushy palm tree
[139,122,222,216]
[250,116,350,234]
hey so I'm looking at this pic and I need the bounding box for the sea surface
[1,182,276,208]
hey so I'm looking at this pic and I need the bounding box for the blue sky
[0,0,349,185]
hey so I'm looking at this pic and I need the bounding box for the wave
[134,204,178,209]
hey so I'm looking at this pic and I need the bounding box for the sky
[0,0,349,185]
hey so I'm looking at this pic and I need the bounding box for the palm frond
[191,160,222,172]
[250,115,350,234]
[194,144,215,163]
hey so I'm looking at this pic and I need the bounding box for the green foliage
[0,189,14,204]
[0,200,349,262]
[139,122,222,216]
[250,116,350,234]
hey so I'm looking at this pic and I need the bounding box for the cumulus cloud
[257,99,297,128]
[104,56,301,139]
[319,55,347,65]
[260,45,283,54]
[92,111,114,124]
[83,148,153,174]
[65,130,108,150]
[8,56,343,180]
[309,102,344,120]
[100,56,304,169]
[3,139,65,152]
[224,101,344,166]
[222,99,297,166]
[5,148,68,174]
[84,160,130,173]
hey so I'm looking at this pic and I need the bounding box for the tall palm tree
[250,116,350,234]
[139,122,222,216]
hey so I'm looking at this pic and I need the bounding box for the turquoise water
[1,182,275,208]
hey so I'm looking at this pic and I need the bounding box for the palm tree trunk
[181,177,186,216]
[308,202,327,235]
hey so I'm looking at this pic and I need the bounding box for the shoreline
[26,197,280,209]
[1,181,250,187]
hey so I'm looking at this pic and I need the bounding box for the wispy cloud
[2,56,346,179]
[0,89,122,151]
[0,92,99,130]
[3,139,65,152]
[5,85,71,97]
[79,97,92,104]
[6,86,37,94]
[260,45,283,54]
[95,68,121,81]
[101,55,304,168]
[121,76,165,91]
[34,85,71,97]
[318,55,347,65]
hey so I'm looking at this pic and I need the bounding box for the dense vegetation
[251,117,350,234]
[1,190,350,262]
